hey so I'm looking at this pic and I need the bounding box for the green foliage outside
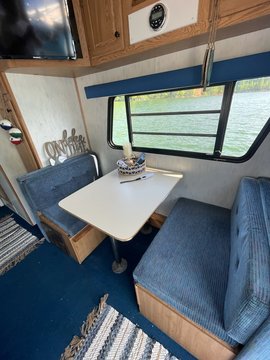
[115,77,270,102]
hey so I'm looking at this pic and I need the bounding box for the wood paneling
[129,0,160,12]
[81,0,125,58]
[148,212,166,229]
[219,0,270,18]
[218,0,270,28]
[135,284,239,360]
[91,0,211,66]
[72,0,91,61]
[132,0,147,7]
[71,225,106,263]
[89,0,270,68]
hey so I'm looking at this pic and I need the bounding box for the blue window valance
[84,51,270,99]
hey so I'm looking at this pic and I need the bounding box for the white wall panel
[6,74,87,166]
[76,29,270,214]
[128,0,199,44]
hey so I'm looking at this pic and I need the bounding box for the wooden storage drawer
[38,212,106,264]
[71,225,106,264]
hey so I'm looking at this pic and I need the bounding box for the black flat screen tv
[0,0,79,59]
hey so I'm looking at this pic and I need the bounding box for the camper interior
[0,1,270,359]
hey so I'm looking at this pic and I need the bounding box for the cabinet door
[82,0,124,57]
[219,0,269,17]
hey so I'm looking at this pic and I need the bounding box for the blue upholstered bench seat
[42,204,87,237]
[17,153,103,264]
[18,153,98,236]
[224,177,270,344]
[133,198,238,347]
[18,153,98,212]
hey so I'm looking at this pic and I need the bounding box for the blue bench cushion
[42,204,87,237]
[234,317,270,360]
[260,177,270,237]
[224,177,270,344]
[133,198,238,347]
[18,153,98,212]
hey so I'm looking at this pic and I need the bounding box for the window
[223,79,270,157]
[108,77,270,162]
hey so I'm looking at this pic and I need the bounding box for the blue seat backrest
[235,316,270,359]
[224,177,270,344]
[17,153,99,213]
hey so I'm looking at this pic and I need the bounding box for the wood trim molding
[0,72,42,172]
[135,284,240,360]
[72,0,91,62]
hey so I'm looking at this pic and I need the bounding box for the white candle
[123,142,133,159]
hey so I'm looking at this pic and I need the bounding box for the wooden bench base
[38,212,106,263]
[135,284,239,360]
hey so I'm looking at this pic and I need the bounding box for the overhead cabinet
[1,0,270,76]
[90,0,211,65]
[219,0,270,27]
[89,0,270,66]
[219,0,270,18]
[81,0,125,58]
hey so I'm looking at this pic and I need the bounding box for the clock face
[149,3,167,31]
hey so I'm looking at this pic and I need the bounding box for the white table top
[59,168,183,241]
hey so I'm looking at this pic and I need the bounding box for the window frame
[107,82,270,163]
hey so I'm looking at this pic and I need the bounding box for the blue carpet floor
[0,206,195,360]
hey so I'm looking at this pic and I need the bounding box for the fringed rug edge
[60,294,109,360]
[0,237,45,276]
[0,214,13,224]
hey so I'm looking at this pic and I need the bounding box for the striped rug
[0,215,44,275]
[61,294,179,360]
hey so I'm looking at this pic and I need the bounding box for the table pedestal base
[110,237,127,273]
[112,258,128,273]
[140,223,152,235]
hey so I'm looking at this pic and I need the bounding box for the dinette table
[59,167,183,273]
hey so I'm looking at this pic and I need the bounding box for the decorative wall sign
[44,128,89,165]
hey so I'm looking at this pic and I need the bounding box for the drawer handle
[114,31,121,38]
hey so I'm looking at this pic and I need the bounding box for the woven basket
[117,157,146,176]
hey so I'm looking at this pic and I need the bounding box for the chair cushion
[42,204,87,237]
[133,198,238,347]
[224,177,270,344]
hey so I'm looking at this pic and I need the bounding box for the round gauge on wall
[149,3,167,31]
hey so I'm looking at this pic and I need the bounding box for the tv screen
[0,0,77,59]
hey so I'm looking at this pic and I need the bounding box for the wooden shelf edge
[1,59,92,78]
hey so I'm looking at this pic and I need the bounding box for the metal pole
[110,237,127,274]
